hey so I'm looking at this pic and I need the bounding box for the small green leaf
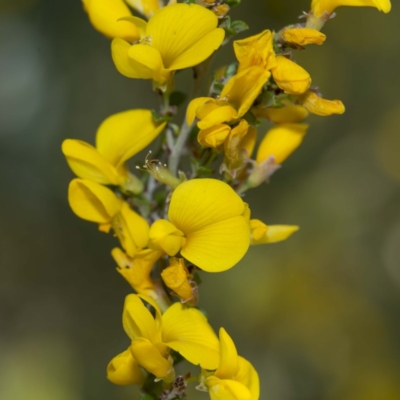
[151,110,172,122]
[219,15,231,30]
[230,20,249,34]
[225,0,241,7]
[170,91,187,107]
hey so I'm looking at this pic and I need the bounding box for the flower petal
[168,179,245,233]
[198,124,231,148]
[125,0,162,18]
[96,109,166,168]
[215,328,239,379]
[181,216,250,272]
[112,202,150,256]
[62,139,122,185]
[311,0,391,16]
[256,123,309,165]
[149,219,185,256]
[127,44,165,82]
[147,3,220,69]
[112,38,140,78]
[299,91,345,116]
[107,348,144,385]
[197,105,238,130]
[221,67,271,118]
[162,303,220,370]
[122,294,160,343]
[207,377,252,400]
[251,224,299,245]
[68,179,121,224]
[130,338,172,379]
[168,28,225,71]
[83,0,140,41]
[186,97,214,125]
[235,357,260,400]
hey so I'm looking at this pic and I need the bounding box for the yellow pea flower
[149,179,250,272]
[108,294,220,381]
[107,348,144,385]
[205,328,260,400]
[187,67,270,130]
[282,28,326,46]
[62,109,165,190]
[311,0,391,17]
[250,219,299,245]
[161,258,196,304]
[112,247,163,298]
[252,104,309,123]
[68,179,149,256]
[125,0,163,19]
[111,3,225,90]
[246,124,308,188]
[299,91,345,116]
[271,56,311,95]
[82,0,140,41]
[256,123,309,165]
[233,30,277,73]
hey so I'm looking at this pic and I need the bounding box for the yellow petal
[221,67,271,118]
[82,0,139,41]
[162,303,220,370]
[118,16,147,38]
[68,179,121,223]
[62,139,122,185]
[197,105,238,130]
[186,97,214,125]
[311,0,391,16]
[112,38,140,78]
[130,338,172,379]
[249,219,268,242]
[125,0,162,18]
[272,56,311,95]
[235,357,260,400]
[161,258,194,302]
[127,44,166,83]
[181,216,250,273]
[96,109,166,168]
[198,124,231,148]
[168,28,225,71]
[215,328,239,379]
[251,224,299,245]
[256,123,309,165]
[107,348,144,385]
[240,126,257,159]
[282,28,326,46]
[148,220,186,256]
[253,105,309,123]
[147,3,222,69]
[122,294,160,343]
[299,91,345,116]
[224,120,250,168]
[234,30,277,73]
[207,377,252,400]
[113,248,161,296]
[112,202,150,256]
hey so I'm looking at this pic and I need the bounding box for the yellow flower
[107,348,144,385]
[125,0,163,19]
[311,0,391,16]
[282,28,326,46]
[82,0,140,41]
[68,179,149,256]
[271,56,311,95]
[108,294,220,381]
[256,123,309,165]
[149,179,250,272]
[250,219,299,245]
[252,105,309,123]
[187,67,270,130]
[161,258,196,304]
[112,247,163,298]
[112,3,225,90]
[205,328,260,400]
[62,109,165,189]
[247,124,308,188]
[233,30,277,73]
[299,91,345,116]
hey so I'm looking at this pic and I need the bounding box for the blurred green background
[1,0,400,399]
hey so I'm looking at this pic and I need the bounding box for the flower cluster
[63,0,391,398]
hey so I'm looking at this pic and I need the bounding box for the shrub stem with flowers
[63,0,391,398]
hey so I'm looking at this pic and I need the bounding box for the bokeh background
[1,0,400,399]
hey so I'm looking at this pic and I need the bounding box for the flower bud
[299,91,345,116]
